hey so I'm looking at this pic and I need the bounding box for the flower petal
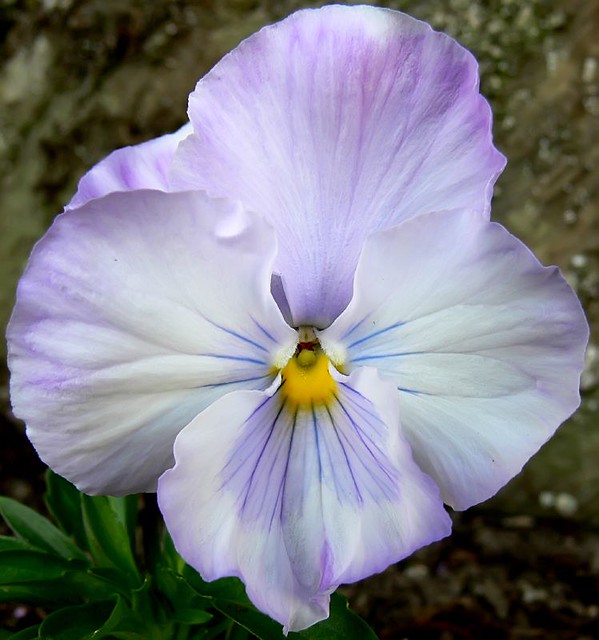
[7,190,297,495]
[172,5,505,327]
[68,123,192,209]
[319,209,588,510]
[158,366,450,631]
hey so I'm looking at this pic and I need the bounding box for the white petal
[158,367,450,631]
[172,6,504,327]
[7,190,296,494]
[319,209,588,509]
[67,123,192,209]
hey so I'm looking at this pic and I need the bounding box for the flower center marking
[281,327,337,408]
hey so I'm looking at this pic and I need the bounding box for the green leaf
[295,593,378,640]
[114,495,139,548]
[8,626,40,640]
[0,497,87,562]
[0,559,128,605]
[178,568,378,640]
[38,599,116,640]
[0,582,80,605]
[215,592,379,640]
[81,494,140,585]
[155,565,211,611]
[173,608,213,625]
[194,621,231,640]
[182,571,251,608]
[161,530,185,573]
[0,550,83,584]
[224,623,251,640]
[92,595,155,640]
[0,536,37,552]
[212,601,284,640]
[129,576,156,626]
[44,470,88,549]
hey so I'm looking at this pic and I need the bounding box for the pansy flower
[7,5,588,632]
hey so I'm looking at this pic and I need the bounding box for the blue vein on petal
[204,318,269,353]
[325,402,364,504]
[220,392,290,527]
[351,351,423,362]
[336,383,399,498]
[340,313,372,341]
[221,382,400,530]
[241,399,285,515]
[251,317,277,344]
[346,321,406,349]
[197,353,266,365]
[397,386,429,396]
[204,374,271,389]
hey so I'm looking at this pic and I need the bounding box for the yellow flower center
[281,348,337,408]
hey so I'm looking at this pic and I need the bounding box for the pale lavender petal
[68,123,192,209]
[320,209,588,510]
[172,6,505,327]
[158,367,450,631]
[7,190,296,495]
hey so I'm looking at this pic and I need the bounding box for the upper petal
[319,209,588,510]
[172,5,505,327]
[7,189,297,495]
[158,366,450,632]
[68,123,192,209]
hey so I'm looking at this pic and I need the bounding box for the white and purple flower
[6,5,588,632]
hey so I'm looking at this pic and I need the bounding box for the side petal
[172,5,505,327]
[319,209,589,510]
[7,190,297,495]
[158,367,450,632]
[67,123,192,209]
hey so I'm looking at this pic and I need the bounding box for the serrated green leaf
[44,470,87,549]
[295,593,378,640]
[81,495,140,585]
[38,599,116,640]
[0,497,87,562]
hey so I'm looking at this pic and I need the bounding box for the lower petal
[158,367,450,631]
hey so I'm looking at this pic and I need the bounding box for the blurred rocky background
[1,0,598,638]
